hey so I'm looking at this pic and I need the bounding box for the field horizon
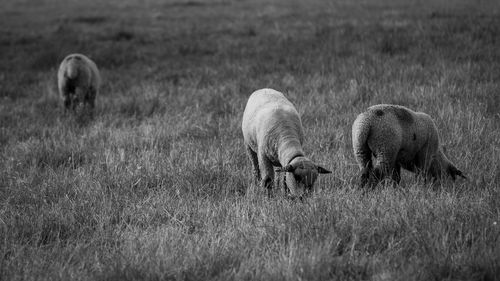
[1,0,500,280]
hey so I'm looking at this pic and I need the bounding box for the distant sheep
[242,88,331,198]
[57,53,101,110]
[352,104,466,188]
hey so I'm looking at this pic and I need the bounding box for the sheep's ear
[277,164,295,173]
[316,166,332,174]
[448,165,467,180]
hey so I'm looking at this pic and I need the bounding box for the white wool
[242,88,331,198]
[352,104,465,187]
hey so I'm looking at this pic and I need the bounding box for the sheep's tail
[65,64,79,79]
[352,113,372,170]
[64,56,82,79]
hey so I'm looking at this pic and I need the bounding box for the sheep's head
[428,148,466,181]
[277,158,331,198]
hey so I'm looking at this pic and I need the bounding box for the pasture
[1,0,499,280]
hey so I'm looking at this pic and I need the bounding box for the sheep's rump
[352,104,431,169]
[57,54,101,102]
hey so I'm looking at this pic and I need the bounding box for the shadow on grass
[95,251,241,281]
[72,16,108,25]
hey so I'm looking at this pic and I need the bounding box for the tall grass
[1,0,499,280]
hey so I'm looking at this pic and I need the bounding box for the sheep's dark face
[279,160,332,199]
[446,164,466,180]
[428,153,466,181]
[288,166,318,196]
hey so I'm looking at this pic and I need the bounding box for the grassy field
[1,0,500,280]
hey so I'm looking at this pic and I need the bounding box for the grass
[1,0,500,280]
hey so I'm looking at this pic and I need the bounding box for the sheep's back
[256,106,303,142]
[242,89,302,153]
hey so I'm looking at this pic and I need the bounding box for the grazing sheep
[57,53,101,110]
[242,88,331,198]
[352,104,466,188]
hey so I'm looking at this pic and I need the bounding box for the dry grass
[1,0,500,280]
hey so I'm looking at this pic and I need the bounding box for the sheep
[57,53,101,111]
[352,104,466,188]
[242,88,332,198]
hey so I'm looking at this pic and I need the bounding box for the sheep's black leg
[373,149,398,188]
[262,176,273,198]
[258,152,275,197]
[282,173,289,194]
[63,96,71,110]
[359,159,372,188]
[246,146,260,184]
[355,144,373,189]
[86,88,96,109]
[371,166,384,188]
[391,164,401,187]
[60,80,73,111]
[71,93,79,110]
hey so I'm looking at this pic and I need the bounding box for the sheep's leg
[355,147,373,188]
[360,159,373,188]
[262,177,274,198]
[391,163,401,186]
[371,166,383,187]
[372,150,397,187]
[73,88,86,110]
[85,87,96,109]
[59,79,75,111]
[246,146,260,184]
[281,173,289,194]
[61,82,72,110]
[258,152,275,197]
[63,95,71,110]
[413,146,437,182]
[70,91,79,110]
